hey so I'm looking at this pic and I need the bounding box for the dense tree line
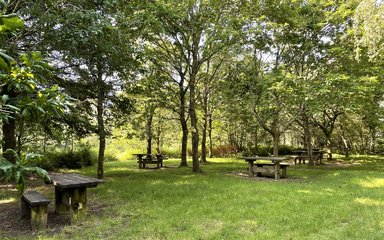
[1,0,384,177]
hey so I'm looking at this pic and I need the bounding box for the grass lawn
[1,156,384,239]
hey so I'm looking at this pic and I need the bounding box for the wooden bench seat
[155,154,168,167]
[138,155,161,168]
[294,155,309,164]
[294,155,323,165]
[21,191,50,230]
[254,162,289,178]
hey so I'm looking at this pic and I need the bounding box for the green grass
[2,157,384,239]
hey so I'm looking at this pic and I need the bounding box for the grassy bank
[1,157,384,239]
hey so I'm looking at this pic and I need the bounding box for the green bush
[23,155,55,171]
[46,145,96,169]
[278,145,294,155]
[104,154,118,162]
[161,148,181,158]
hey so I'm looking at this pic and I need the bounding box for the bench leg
[68,188,87,220]
[31,205,48,230]
[20,198,30,219]
[55,187,69,213]
[248,161,254,176]
[274,163,280,180]
[281,166,287,178]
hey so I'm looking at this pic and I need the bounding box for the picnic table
[132,153,147,168]
[49,173,103,216]
[133,153,167,168]
[241,156,290,180]
[292,149,324,165]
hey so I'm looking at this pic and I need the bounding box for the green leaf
[0,14,25,32]
[0,51,15,71]
[3,149,19,162]
[1,94,9,103]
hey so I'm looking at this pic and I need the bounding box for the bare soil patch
[0,178,106,239]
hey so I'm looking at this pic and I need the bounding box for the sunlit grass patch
[0,197,16,204]
[358,177,384,188]
[355,197,384,206]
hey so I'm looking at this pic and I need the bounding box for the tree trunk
[272,132,279,156]
[96,74,106,179]
[369,126,376,154]
[271,116,279,156]
[325,133,333,161]
[2,116,17,163]
[189,79,200,172]
[200,94,208,163]
[303,113,314,165]
[201,117,207,163]
[208,113,213,158]
[146,107,154,155]
[179,95,189,167]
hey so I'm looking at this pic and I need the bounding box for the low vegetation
[1,156,384,239]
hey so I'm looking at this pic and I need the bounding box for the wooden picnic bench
[293,149,324,165]
[21,190,51,230]
[254,162,289,178]
[241,157,290,180]
[133,153,168,168]
[49,173,103,217]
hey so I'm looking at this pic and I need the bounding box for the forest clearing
[2,0,384,239]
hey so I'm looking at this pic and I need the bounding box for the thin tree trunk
[303,113,314,165]
[200,93,208,163]
[2,116,17,163]
[369,126,376,154]
[155,123,161,154]
[146,107,154,155]
[179,95,189,167]
[201,116,207,163]
[190,80,200,172]
[208,113,213,158]
[96,72,106,179]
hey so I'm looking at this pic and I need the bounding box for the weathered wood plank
[22,191,50,206]
[50,173,103,189]
[21,191,50,230]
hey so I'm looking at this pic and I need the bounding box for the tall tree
[27,0,137,178]
[1,2,65,162]
[131,0,242,171]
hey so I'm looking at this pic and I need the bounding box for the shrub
[0,149,51,196]
[24,155,55,171]
[161,148,181,158]
[278,145,294,155]
[47,145,96,169]
[104,154,118,162]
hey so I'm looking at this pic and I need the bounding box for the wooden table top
[50,173,103,189]
[241,156,290,161]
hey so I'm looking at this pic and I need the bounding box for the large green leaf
[0,50,14,71]
[0,14,25,32]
